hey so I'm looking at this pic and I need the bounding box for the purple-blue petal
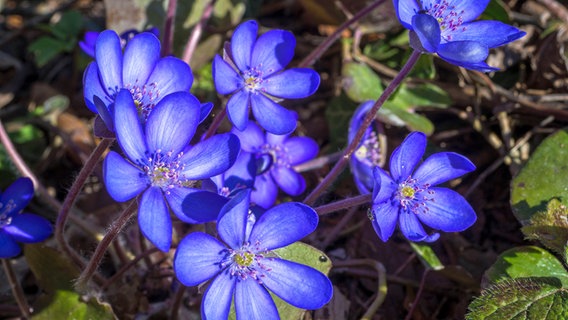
[250,94,297,135]
[146,57,193,97]
[389,132,426,182]
[413,152,475,186]
[217,189,250,249]
[249,202,318,250]
[169,188,227,223]
[231,121,265,152]
[251,174,278,209]
[173,232,226,286]
[399,211,439,242]
[262,258,332,309]
[146,92,200,154]
[103,151,148,202]
[264,68,320,99]
[180,133,240,180]
[411,14,441,53]
[284,137,319,165]
[1,177,34,216]
[231,20,258,71]
[251,29,295,77]
[212,55,242,95]
[3,213,52,243]
[122,32,160,86]
[393,0,420,30]
[83,62,108,113]
[372,167,397,204]
[199,102,214,124]
[113,90,147,162]
[417,187,477,232]
[445,0,490,22]
[226,89,251,132]
[436,41,489,67]
[371,201,399,242]
[201,272,235,320]
[79,31,99,58]
[272,167,305,196]
[95,30,123,92]
[0,231,21,258]
[93,95,114,132]
[138,187,171,252]
[235,278,278,320]
[446,20,525,48]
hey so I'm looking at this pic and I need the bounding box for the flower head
[103,90,240,251]
[79,27,160,58]
[213,20,320,135]
[394,0,525,71]
[174,190,332,319]
[371,132,476,242]
[83,29,193,131]
[231,121,318,209]
[0,178,52,258]
[348,100,385,194]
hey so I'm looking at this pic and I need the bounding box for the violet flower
[0,178,52,258]
[103,90,240,251]
[213,20,320,135]
[394,0,525,71]
[371,132,476,242]
[174,190,332,319]
[79,27,160,58]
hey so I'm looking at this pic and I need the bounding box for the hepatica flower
[103,90,240,251]
[79,27,160,58]
[174,190,332,319]
[0,178,52,258]
[371,132,476,242]
[232,121,318,209]
[83,29,192,131]
[213,20,320,135]
[394,0,525,71]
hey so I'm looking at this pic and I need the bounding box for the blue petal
[199,102,214,124]
[231,20,258,71]
[251,174,278,209]
[440,59,499,72]
[146,92,200,154]
[146,57,193,97]
[249,202,317,250]
[221,151,257,190]
[399,211,439,242]
[202,272,235,320]
[139,187,171,252]
[284,137,318,165]
[103,151,148,202]
[180,133,240,180]
[272,167,305,196]
[83,62,108,113]
[393,0,420,30]
[265,132,287,146]
[173,232,226,286]
[1,177,34,216]
[3,213,52,243]
[226,90,251,132]
[95,30,123,92]
[93,95,114,132]
[445,0,490,22]
[264,68,320,99]
[389,132,426,182]
[411,14,441,53]
[372,167,397,204]
[212,55,242,95]
[436,41,489,67]
[351,157,373,194]
[348,100,374,143]
[113,90,147,162]
[122,32,160,86]
[235,278,278,320]
[169,188,227,223]
[413,152,475,186]
[417,187,477,232]
[79,31,99,57]
[251,29,295,77]
[0,231,21,258]
[217,190,250,249]
[231,121,265,152]
[446,20,525,48]
[371,201,399,242]
[250,94,297,135]
[262,258,332,309]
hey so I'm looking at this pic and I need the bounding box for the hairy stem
[2,259,31,318]
[162,0,177,56]
[314,193,371,216]
[182,0,216,64]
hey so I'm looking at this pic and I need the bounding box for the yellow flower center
[400,185,416,199]
[234,252,254,267]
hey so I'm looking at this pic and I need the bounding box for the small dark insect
[319,256,328,262]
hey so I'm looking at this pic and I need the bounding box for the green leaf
[511,129,568,223]
[480,0,511,24]
[396,83,452,109]
[382,102,435,135]
[28,37,68,67]
[24,244,116,319]
[50,10,83,40]
[410,242,444,270]
[521,199,568,256]
[485,246,568,287]
[466,277,568,319]
[341,62,383,103]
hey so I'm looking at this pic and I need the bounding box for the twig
[162,0,178,56]
[182,0,217,64]
[404,269,431,320]
[314,194,371,216]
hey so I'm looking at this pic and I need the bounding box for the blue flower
[83,29,192,131]
[231,121,318,209]
[348,100,385,194]
[371,132,476,242]
[394,0,525,71]
[174,190,332,319]
[0,178,52,258]
[103,90,240,251]
[213,20,320,135]
[79,27,160,58]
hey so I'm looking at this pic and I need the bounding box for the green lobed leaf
[28,37,69,67]
[511,129,568,223]
[382,102,435,135]
[521,199,568,256]
[341,61,383,103]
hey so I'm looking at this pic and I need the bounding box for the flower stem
[314,193,371,216]
[182,0,216,64]
[2,259,31,318]
[303,50,422,206]
[203,107,226,140]
[75,200,137,291]
[298,0,386,68]
[55,138,113,269]
[162,0,177,56]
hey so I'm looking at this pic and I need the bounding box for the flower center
[396,176,434,215]
[257,144,290,174]
[125,81,160,121]
[0,200,16,228]
[219,241,273,283]
[142,150,193,193]
[354,131,382,167]
[234,251,254,267]
[242,67,265,93]
[420,0,466,40]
